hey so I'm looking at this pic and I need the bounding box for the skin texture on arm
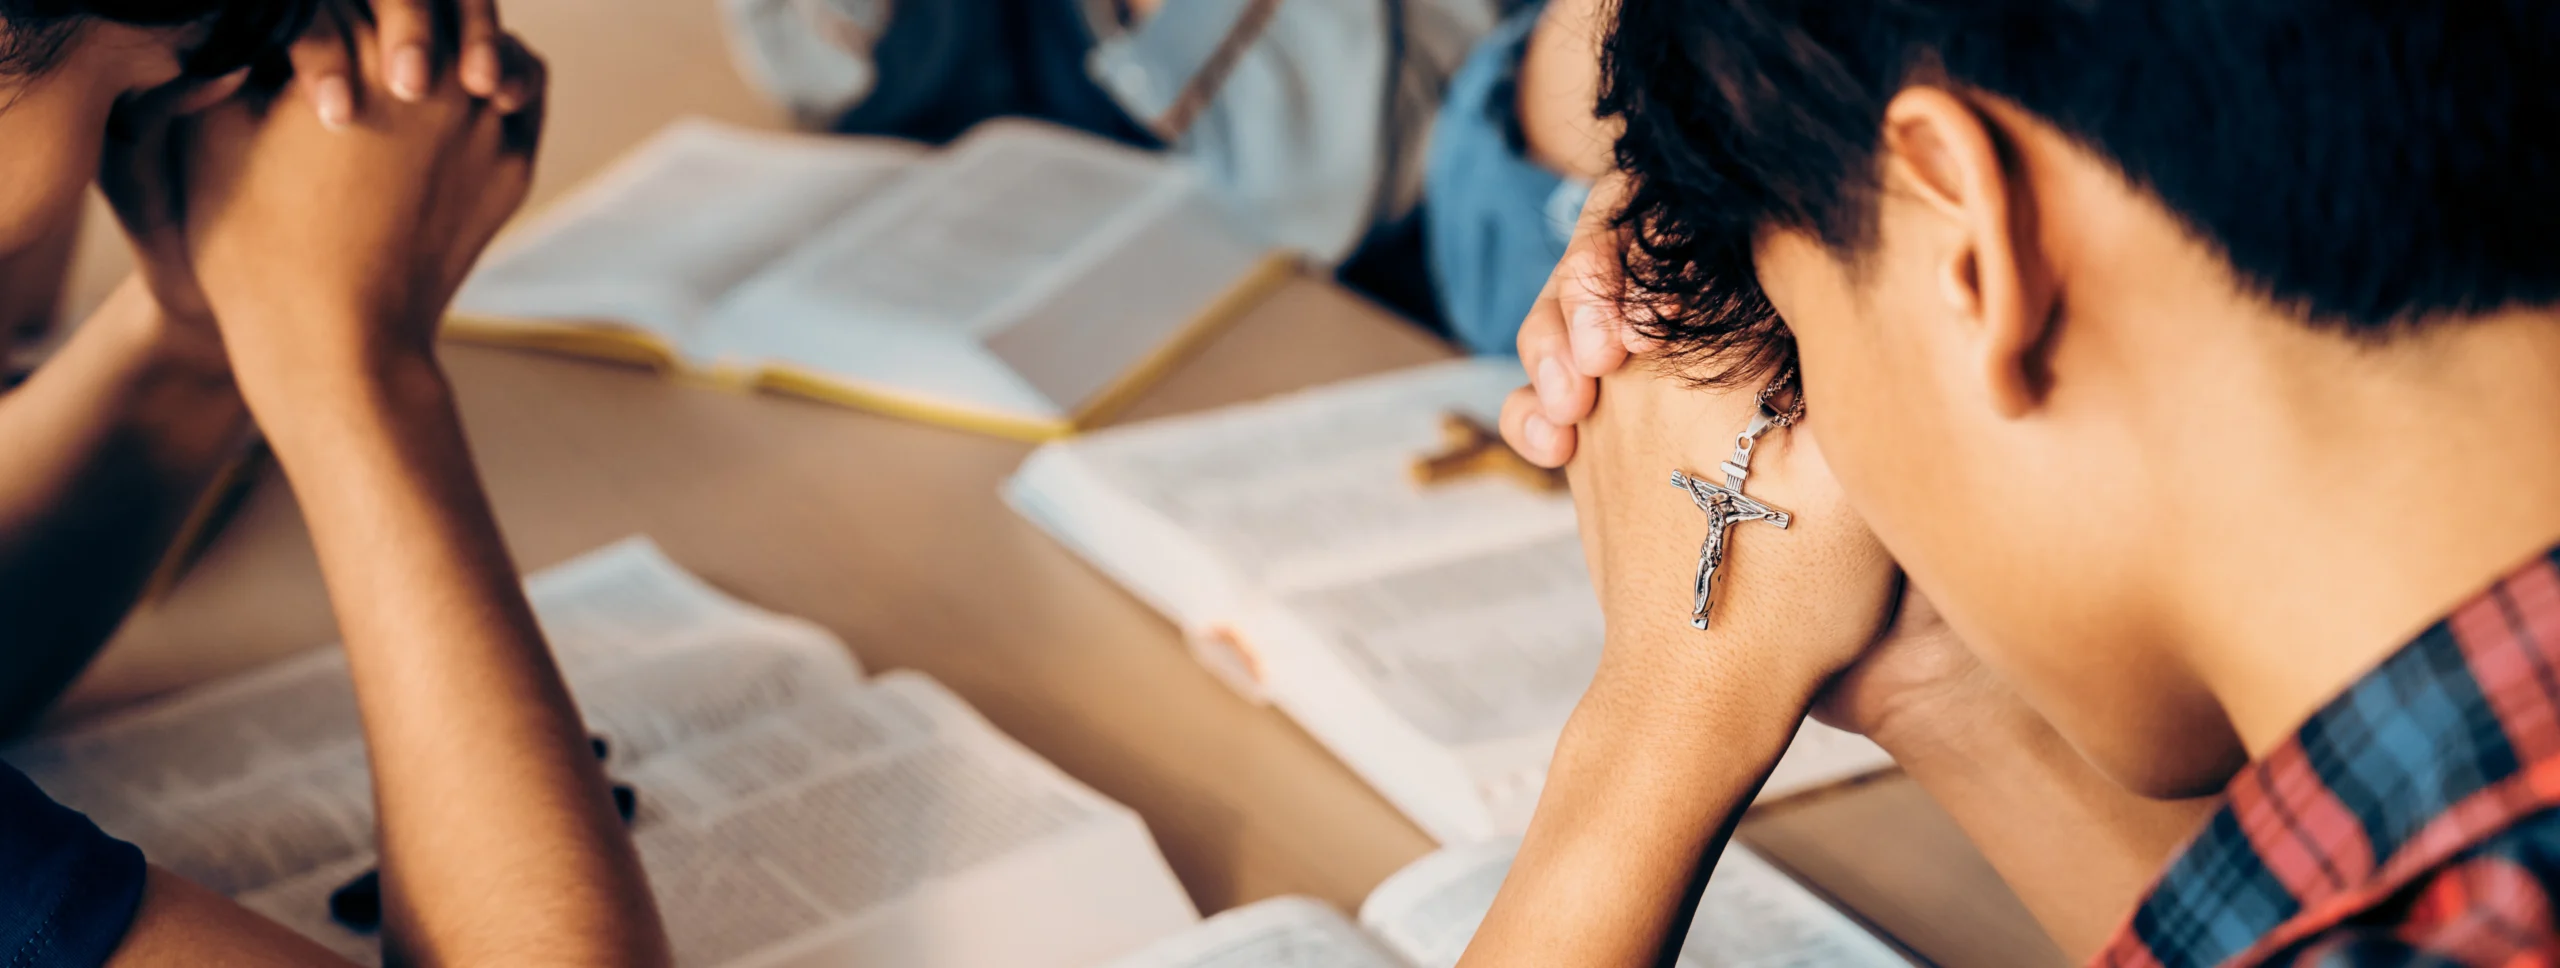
[1470,653,1804,967]
[111,869,360,966]
[1814,593,2217,960]
[0,281,250,737]
[175,35,666,967]
[79,22,670,967]
[255,343,667,968]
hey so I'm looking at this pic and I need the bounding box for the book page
[1049,358,1575,595]
[6,538,849,834]
[587,671,1196,968]
[699,120,1216,418]
[453,119,923,341]
[1277,533,1598,751]
[1016,360,1890,843]
[1271,533,1892,835]
[1359,838,1912,968]
[6,539,1194,968]
[1100,896,1406,968]
[1257,532,1596,841]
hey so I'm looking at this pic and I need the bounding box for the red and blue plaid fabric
[2095,546,2560,967]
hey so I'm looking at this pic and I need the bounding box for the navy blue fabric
[831,0,1158,149]
[0,764,144,968]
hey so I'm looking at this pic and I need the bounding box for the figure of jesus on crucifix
[1671,467,1789,630]
[1669,382,1800,631]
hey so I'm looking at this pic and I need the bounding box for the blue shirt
[1423,2,1590,355]
[0,764,145,967]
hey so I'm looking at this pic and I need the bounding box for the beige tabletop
[55,1,2068,965]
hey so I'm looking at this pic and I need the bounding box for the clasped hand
[101,1,548,407]
[1499,177,1982,746]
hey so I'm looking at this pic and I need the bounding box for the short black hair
[1,0,315,78]
[1601,0,2560,384]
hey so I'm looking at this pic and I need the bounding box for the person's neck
[2155,305,2560,757]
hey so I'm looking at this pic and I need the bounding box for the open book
[1006,360,1896,845]
[1106,837,1911,968]
[5,539,1200,968]
[448,119,1294,441]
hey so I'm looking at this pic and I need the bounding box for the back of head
[0,0,314,78]
[1602,0,2560,378]
[1597,0,2560,795]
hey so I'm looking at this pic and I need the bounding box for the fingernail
[1521,415,1560,458]
[1535,355,1569,408]
[389,45,431,100]
[1568,298,1605,338]
[314,76,354,130]
[463,42,502,93]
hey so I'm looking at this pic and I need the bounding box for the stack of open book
[7,539,1906,967]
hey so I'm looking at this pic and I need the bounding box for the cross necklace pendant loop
[1669,374,1802,631]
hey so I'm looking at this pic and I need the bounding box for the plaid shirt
[2096,545,2560,967]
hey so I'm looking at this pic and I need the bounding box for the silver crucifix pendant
[1669,405,1793,631]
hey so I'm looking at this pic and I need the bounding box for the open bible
[1105,837,1911,968]
[447,119,1293,441]
[4,539,1200,967]
[1005,360,1896,844]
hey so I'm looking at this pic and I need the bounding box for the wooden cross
[1410,412,1567,493]
[1671,407,1792,631]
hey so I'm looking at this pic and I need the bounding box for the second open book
[1008,359,1896,845]
[448,119,1291,440]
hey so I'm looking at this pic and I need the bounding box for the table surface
[55,0,2069,965]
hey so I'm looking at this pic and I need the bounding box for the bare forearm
[251,353,667,967]
[0,281,250,735]
[1878,695,2216,959]
[1517,0,1619,181]
[1462,664,1810,968]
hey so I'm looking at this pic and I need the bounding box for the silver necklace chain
[1756,364,1806,429]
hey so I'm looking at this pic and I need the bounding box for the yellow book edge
[441,252,1302,443]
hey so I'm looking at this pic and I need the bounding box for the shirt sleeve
[2286,836,2560,966]
[0,764,147,968]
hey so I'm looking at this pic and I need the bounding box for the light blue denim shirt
[1424,3,1589,354]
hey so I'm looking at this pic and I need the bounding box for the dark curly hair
[1,0,317,78]
[1598,0,2560,387]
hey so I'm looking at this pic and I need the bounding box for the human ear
[1879,87,2056,419]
